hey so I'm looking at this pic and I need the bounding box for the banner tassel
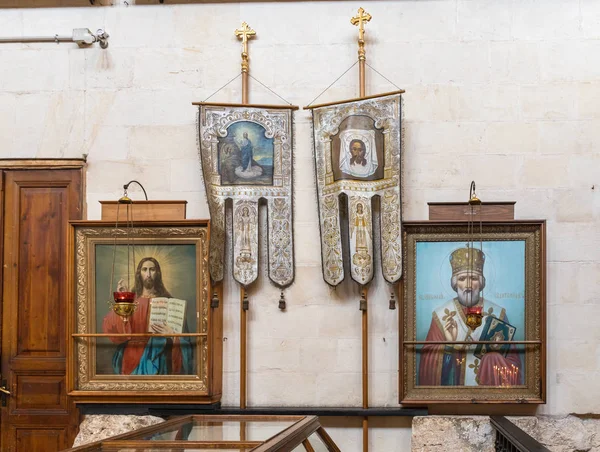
[278,291,286,311]
[389,291,396,310]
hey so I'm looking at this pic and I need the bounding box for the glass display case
[63,414,340,452]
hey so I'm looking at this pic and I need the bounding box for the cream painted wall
[1,1,599,449]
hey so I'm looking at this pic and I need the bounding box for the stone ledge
[73,414,165,447]
[412,415,600,452]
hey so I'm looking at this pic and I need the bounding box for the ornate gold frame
[400,221,546,405]
[67,220,222,404]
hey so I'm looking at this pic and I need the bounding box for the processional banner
[197,104,295,288]
[310,92,403,286]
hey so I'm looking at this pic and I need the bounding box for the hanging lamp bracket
[121,180,149,203]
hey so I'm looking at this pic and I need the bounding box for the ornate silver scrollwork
[198,105,295,288]
[311,93,403,286]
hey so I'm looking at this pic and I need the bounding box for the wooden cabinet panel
[15,428,65,452]
[6,358,66,373]
[17,188,67,357]
[14,374,67,412]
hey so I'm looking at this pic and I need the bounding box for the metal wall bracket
[0,28,109,48]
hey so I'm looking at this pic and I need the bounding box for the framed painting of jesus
[400,221,546,405]
[67,220,223,404]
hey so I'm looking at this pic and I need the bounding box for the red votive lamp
[466,306,483,316]
[113,291,135,303]
[465,305,483,330]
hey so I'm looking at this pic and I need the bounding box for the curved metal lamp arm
[468,180,481,205]
[120,180,148,203]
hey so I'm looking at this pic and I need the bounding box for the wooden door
[0,167,83,452]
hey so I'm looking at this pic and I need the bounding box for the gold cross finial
[351,7,372,43]
[235,22,256,103]
[235,22,256,72]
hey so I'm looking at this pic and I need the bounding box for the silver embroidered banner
[198,104,295,288]
[310,92,403,286]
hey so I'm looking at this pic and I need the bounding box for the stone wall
[73,415,164,447]
[1,1,599,450]
[413,415,600,452]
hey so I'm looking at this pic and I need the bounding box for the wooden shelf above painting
[100,200,187,221]
[427,201,516,221]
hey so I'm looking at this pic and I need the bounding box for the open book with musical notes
[147,298,187,334]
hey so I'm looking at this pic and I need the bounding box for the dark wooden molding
[0,158,86,169]
[79,404,427,417]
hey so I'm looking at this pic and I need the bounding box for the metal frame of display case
[62,414,341,452]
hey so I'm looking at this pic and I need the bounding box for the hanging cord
[467,181,484,306]
[365,62,403,91]
[248,74,294,105]
[467,186,475,299]
[305,61,358,107]
[202,72,293,105]
[109,202,122,299]
[305,60,403,108]
[479,200,484,303]
[202,73,242,103]
[128,202,136,292]
[468,202,473,295]
[123,194,131,289]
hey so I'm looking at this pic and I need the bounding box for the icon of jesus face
[140,260,157,289]
[349,139,366,166]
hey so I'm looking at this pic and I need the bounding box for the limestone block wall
[1,1,599,450]
[412,415,600,452]
[73,415,164,447]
